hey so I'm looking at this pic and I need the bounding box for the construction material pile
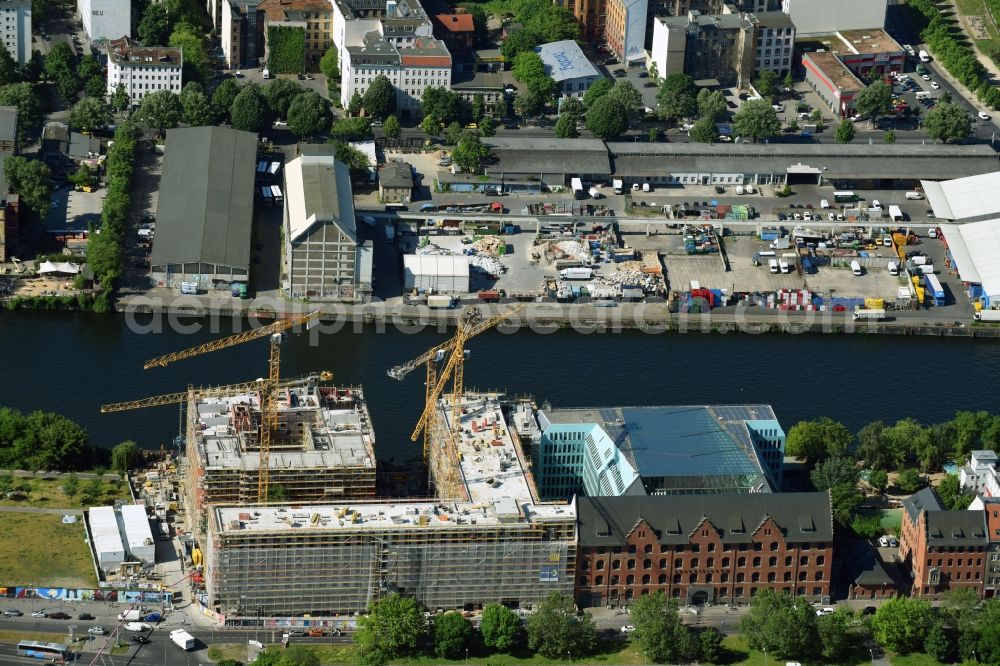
[473,236,506,256]
[547,240,590,264]
[416,243,506,276]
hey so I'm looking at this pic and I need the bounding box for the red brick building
[900,488,988,598]
[574,492,833,608]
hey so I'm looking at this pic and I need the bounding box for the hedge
[267,26,305,74]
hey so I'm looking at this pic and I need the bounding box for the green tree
[783,71,794,90]
[512,51,555,100]
[468,5,488,41]
[479,115,496,137]
[266,25,305,74]
[286,91,331,138]
[319,46,339,80]
[138,3,171,46]
[420,113,440,136]
[951,411,991,457]
[896,468,924,494]
[179,81,214,126]
[514,90,544,119]
[884,129,896,144]
[0,82,40,143]
[697,88,727,121]
[656,73,698,123]
[330,141,370,177]
[925,621,958,663]
[84,75,105,99]
[610,79,643,117]
[871,597,933,654]
[937,473,971,510]
[940,91,952,105]
[110,441,141,475]
[830,482,864,524]
[754,70,778,98]
[924,102,972,143]
[786,417,853,464]
[137,89,183,134]
[169,23,208,81]
[348,91,363,115]
[362,75,396,120]
[62,472,79,500]
[452,133,490,172]
[383,114,401,139]
[78,55,101,81]
[230,84,270,132]
[811,456,859,491]
[526,592,597,660]
[857,421,896,470]
[44,42,76,84]
[689,114,718,143]
[817,609,857,662]
[835,118,856,143]
[5,156,52,218]
[856,81,892,120]
[0,42,20,86]
[212,78,240,115]
[740,589,818,661]
[266,484,287,503]
[263,78,304,119]
[583,77,613,109]
[884,418,931,468]
[480,603,520,652]
[433,612,472,659]
[499,30,539,61]
[330,116,372,142]
[421,86,465,124]
[699,627,723,663]
[868,469,889,494]
[354,593,426,666]
[82,476,103,505]
[20,50,44,83]
[631,591,697,664]
[732,99,781,143]
[471,93,484,121]
[554,112,578,138]
[69,97,111,133]
[585,96,628,140]
[444,121,463,146]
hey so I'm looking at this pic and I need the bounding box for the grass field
[955,0,1000,66]
[0,513,97,588]
[0,475,129,509]
[891,652,947,665]
[858,507,903,533]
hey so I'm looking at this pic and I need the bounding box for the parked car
[862,606,877,616]
[979,111,991,121]
[88,626,106,635]
[48,612,71,620]
[930,81,940,90]
[614,69,626,77]
[31,610,46,618]
[621,625,636,633]
[129,635,150,644]
[3,609,22,617]
[78,613,95,620]
[815,608,835,616]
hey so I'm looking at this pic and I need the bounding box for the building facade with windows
[78,0,130,41]
[342,32,451,115]
[0,0,31,65]
[535,40,601,98]
[969,496,1000,597]
[605,0,647,64]
[574,492,833,608]
[750,11,794,76]
[651,11,754,88]
[105,38,183,107]
[262,0,333,69]
[221,0,267,69]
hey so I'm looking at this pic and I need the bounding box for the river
[2,310,998,460]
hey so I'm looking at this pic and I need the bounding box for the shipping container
[975,310,1000,322]
[924,273,945,305]
[427,294,455,308]
[560,267,593,280]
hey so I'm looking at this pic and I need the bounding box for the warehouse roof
[576,492,833,547]
[119,504,154,552]
[535,40,600,83]
[284,153,356,243]
[151,127,257,271]
[938,221,1000,297]
[404,254,470,277]
[921,171,1000,221]
[485,137,611,177]
[89,506,125,557]
[380,160,413,188]
[0,106,17,144]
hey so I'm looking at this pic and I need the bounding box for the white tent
[38,261,81,275]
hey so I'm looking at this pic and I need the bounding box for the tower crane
[140,310,321,503]
[387,304,523,465]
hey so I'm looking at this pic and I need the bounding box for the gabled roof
[577,492,832,547]
[284,153,356,244]
[926,510,987,547]
[902,487,942,523]
[842,540,894,587]
[432,13,474,33]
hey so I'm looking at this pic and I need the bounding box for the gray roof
[661,12,751,31]
[484,137,611,177]
[843,540,894,587]
[380,160,413,188]
[577,492,832,547]
[151,127,257,271]
[0,150,10,196]
[926,511,987,547]
[68,132,100,158]
[286,152,357,243]
[0,106,17,143]
[535,40,600,83]
[902,487,942,523]
[752,11,795,29]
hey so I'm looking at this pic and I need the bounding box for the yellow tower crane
[141,310,321,503]
[387,304,523,465]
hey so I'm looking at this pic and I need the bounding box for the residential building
[900,488,988,598]
[605,0,647,63]
[670,0,782,14]
[379,159,413,203]
[802,50,863,117]
[651,11,754,88]
[969,497,1000,596]
[0,195,19,263]
[261,0,333,69]
[221,0,267,69]
[282,151,373,301]
[431,12,475,55]
[535,41,602,98]
[150,127,258,288]
[105,38,183,108]
[77,0,130,41]
[844,540,898,600]
[0,0,31,65]
[520,404,785,500]
[342,32,451,115]
[649,16,687,79]
[573,0,606,47]
[960,450,1000,497]
[574,492,833,608]
[750,11,794,77]
[0,106,17,153]
[781,0,887,37]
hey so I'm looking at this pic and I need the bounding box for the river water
[2,311,999,460]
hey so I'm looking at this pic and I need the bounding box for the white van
[850,260,863,276]
[778,258,790,273]
[769,258,779,273]
[905,191,924,200]
[820,199,830,209]
[887,261,899,276]
[642,182,651,192]
[262,68,271,79]
[916,91,932,100]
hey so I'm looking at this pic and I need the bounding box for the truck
[118,609,143,622]
[919,49,931,62]
[384,223,395,243]
[427,294,454,308]
[560,267,593,280]
[612,179,623,194]
[124,621,152,632]
[170,629,195,651]
[888,205,904,222]
[853,308,886,321]
[571,177,585,200]
[769,237,791,250]
[975,310,1000,321]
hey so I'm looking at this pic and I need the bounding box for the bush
[267,26,305,74]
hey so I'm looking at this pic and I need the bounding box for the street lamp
[869,647,874,666]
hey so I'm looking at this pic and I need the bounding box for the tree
[479,115,496,137]
[69,97,111,133]
[924,102,972,143]
[169,23,208,81]
[0,82,41,143]
[362,75,396,120]
[697,88,727,121]
[421,87,465,124]
[754,70,778,98]
[896,467,924,494]
[330,117,372,142]
[830,482,864,525]
[5,156,52,218]
[330,141,370,177]
[689,114,718,143]
[732,99,781,143]
[230,84,270,132]
[78,55,101,81]
[480,603,520,652]
[354,593,426,666]
[468,5,488,41]
[583,78,612,109]
[452,133,490,173]
[0,42,19,87]
[62,473,79,500]
[699,627,723,663]
[610,80,643,116]
[884,129,896,143]
[937,473,971,510]
[940,91,952,105]
[348,91,363,115]
[138,3,171,46]
[499,30,539,61]
[783,71,794,90]
[656,73,697,123]
[811,456,859,491]
[739,589,818,661]
[433,612,472,659]
[856,81,892,120]
[512,51,555,101]
[179,82,214,126]
[20,50,44,83]
[925,621,958,663]
[266,484,287,503]
[871,597,933,654]
[263,78,304,118]
[471,93,485,122]
[868,469,889,494]
[631,591,698,664]
[420,113,440,136]
[585,96,628,140]
[514,90,544,119]
[817,609,857,663]
[835,118,856,143]
[857,421,895,470]
[212,78,240,116]
[526,592,597,660]
[84,75,105,99]
[786,417,852,464]
[287,91,331,138]
[319,47,339,82]
[110,441,141,474]
[137,89,183,134]
[81,477,103,505]
[44,42,76,84]
[444,121,463,146]
[554,112,578,138]
[383,114,401,139]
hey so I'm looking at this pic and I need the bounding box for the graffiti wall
[0,587,173,603]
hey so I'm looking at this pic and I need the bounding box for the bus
[17,641,70,662]
[833,191,858,203]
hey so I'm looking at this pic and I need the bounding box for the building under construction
[202,393,576,617]
[184,375,376,518]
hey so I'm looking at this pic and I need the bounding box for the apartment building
[221,0,266,69]
[900,488,988,598]
[671,0,781,13]
[781,0,887,37]
[575,492,833,608]
[650,11,754,88]
[968,496,1000,597]
[573,0,606,47]
[78,0,130,41]
[261,0,333,69]
[342,32,451,115]
[105,38,183,107]
[0,0,31,65]
[605,0,647,64]
[750,11,794,76]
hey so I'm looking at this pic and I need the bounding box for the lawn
[891,653,948,666]
[0,475,129,509]
[0,513,97,588]
[954,0,1000,65]
[858,507,902,533]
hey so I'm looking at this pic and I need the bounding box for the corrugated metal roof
[120,504,154,551]
[941,220,1000,297]
[404,254,470,277]
[920,172,1000,222]
[285,154,357,243]
[89,506,125,558]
